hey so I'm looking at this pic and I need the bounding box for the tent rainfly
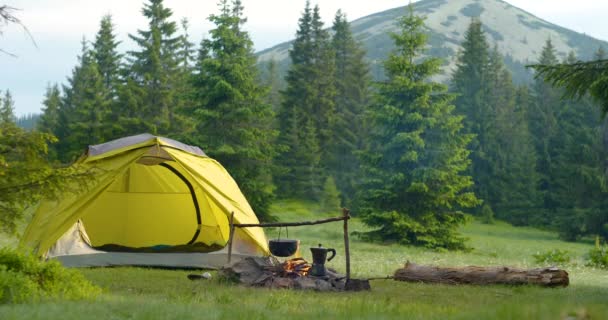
[20,133,269,269]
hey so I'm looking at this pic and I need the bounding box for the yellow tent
[21,134,268,268]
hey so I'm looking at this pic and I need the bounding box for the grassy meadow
[1,200,607,319]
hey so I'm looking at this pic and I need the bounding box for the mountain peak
[258,0,607,83]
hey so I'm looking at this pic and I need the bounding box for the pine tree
[548,52,606,240]
[176,18,195,73]
[529,39,562,224]
[92,15,121,95]
[296,117,322,198]
[507,85,542,221]
[0,93,89,235]
[91,14,123,140]
[532,45,608,115]
[482,47,539,224]
[358,7,479,250]
[38,84,61,135]
[261,59,282,113]
[126,0,188,136]
[0,90,15,123]
[451,19,490,205]
[452,21,540,225]
[329,10,370,205]
[452,19,489,131]
[38,84,62,160]
[276,1,318,199]
[59,39,112,162]
[309,4,336,156]
[276,2,336,200]
[191,0,278,220]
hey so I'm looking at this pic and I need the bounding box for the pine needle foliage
[357,7,479,250]
[531,58,608,116]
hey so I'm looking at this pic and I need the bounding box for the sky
[1,0,608,116]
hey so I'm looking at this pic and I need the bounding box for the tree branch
[0,5,38,56]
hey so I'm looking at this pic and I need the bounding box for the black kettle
[309,244,336,276]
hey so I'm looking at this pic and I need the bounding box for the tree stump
[394,262,569,287]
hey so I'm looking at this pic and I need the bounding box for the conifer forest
[3,0,608,251]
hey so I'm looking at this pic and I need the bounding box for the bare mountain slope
[257,0,607,83]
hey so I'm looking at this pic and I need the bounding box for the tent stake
[227,212,235,264]
[342,208,351,281]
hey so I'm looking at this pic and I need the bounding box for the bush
[587,237,608,269]
[480,204,495,224]
[0,247,101,304]
[532,249,571,265]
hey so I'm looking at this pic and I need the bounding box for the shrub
[480,204,495,224]
[532,249,571,265]
[0,247,101,304]
[587,237,608,269]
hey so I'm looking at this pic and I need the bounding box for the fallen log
[394,261,569,287]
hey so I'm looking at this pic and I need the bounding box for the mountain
[257,0,608,84]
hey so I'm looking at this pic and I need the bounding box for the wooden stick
[342,208,351,281]
[233,215,349,228]
[227,212,235,264]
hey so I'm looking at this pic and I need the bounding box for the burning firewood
[218,257,367,291]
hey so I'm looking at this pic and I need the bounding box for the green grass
[1,200,607,319]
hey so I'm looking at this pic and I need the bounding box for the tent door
[158,162,202,244]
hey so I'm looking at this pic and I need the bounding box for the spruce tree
[358,7,479,250]
[261,59,282,113]
[532,45,608,115]
[451,19,490,205]
[529,39,562,223]
[549,52,605,240]
[38,84,62,161]
[92,15,121,95]
[0,93,89,234]
[60,40,112,162]
[126,0,188,136]
[452,19,489,131]
[452,21,540,225]
[191,0,277,220]
[276,1,320,199]
[309,5,336,157]
[482,47,539,224]
[276,2,335,200]
[38,84,61,135]
[329,10,370,205]
[0,90,15,123]
[91,14,123,140]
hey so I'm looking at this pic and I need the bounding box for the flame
[281,258,311,277]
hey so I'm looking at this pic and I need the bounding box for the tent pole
[227,212,235,264]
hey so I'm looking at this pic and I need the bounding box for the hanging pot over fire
[268,239,298,257]
[268,227,299,257]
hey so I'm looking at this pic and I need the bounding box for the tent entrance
[157,162,202,244]
[79,160,218,253]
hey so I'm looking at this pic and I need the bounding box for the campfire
[220,256,370,291]
[280,258,311,277]
[220,209,370,291]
